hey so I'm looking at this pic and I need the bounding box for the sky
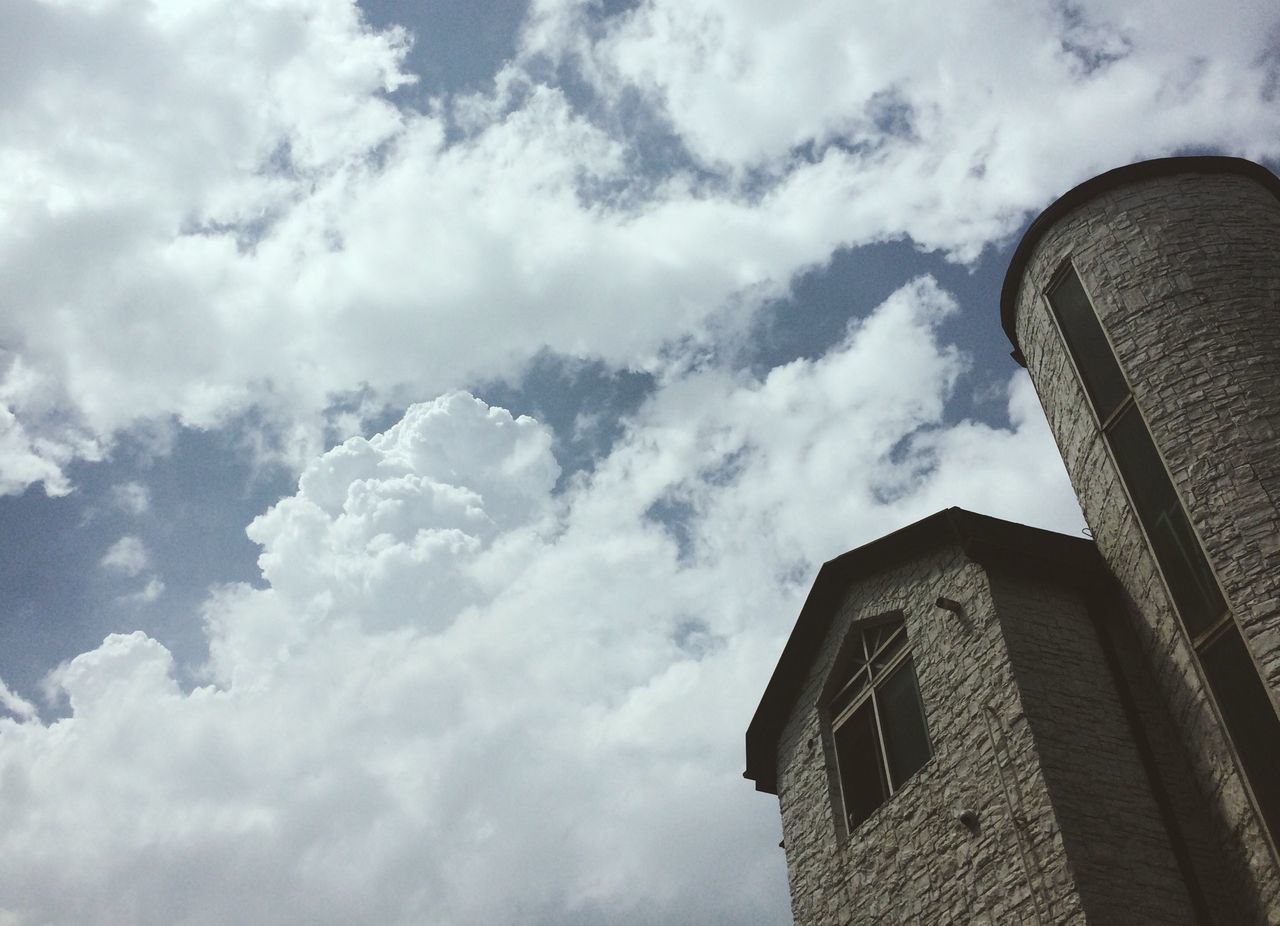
[1,1,1279,923]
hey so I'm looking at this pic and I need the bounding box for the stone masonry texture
[1011,165,1280,920]
[1092,587,1271,924]
[776,545,1085,925]
[770,533,1248,925]
[988,566,1234,924]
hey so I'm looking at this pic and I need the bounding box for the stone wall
[1093,588,1271,924]
[775,546,1088,925]
[1011,166,1280,917]
[989,566,1206,925]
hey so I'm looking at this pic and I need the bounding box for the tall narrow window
[828,618,931,833]
[1046,265,1280,842]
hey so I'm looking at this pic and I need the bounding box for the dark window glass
[834,700,888,830]
[1108,406,1225,635]
[1106,404,1179,517]
[829,619,931,833]
[830,668,870,719]
[878,657,932,789]
[870,629,906,675]
[1048,269,1131,421]
[1048,265,1279,847]
[1200,627,1280,839]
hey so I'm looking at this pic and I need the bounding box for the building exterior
[745,157,1280,925]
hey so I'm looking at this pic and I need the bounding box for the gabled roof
[744,507,1105,794]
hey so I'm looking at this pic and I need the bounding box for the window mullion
[828,618,931,835]
[865,629,895,798]
[868,689,895,797]
[832,688,869,729]
[1098,393,1135,433]
[1046,264,1280,846]
[875,645,912,681]
[1191,613,1235,654]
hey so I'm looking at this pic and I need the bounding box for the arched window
[827,616,931,833]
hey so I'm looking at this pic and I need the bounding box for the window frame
[823,614,932,837]
[1041,262,1280,848]
[1043,264,1231,645]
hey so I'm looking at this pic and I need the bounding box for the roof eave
[744,508,1102,794]
[1000,155,1280,366]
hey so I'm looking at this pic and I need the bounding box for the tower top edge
[999,155,1280,363]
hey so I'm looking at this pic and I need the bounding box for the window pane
[865,620,903,658]
[1107,404,1178,516]
[830,668,871,720]
[878,657,932,790]
[1047,268,1131,421]
[833,700,888,831]
[869,628,906,677]
[1200,627,1280,842]
[1148,508,1227,636]
[1107,406,1225,636]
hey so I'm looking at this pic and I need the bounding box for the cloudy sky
[1,1,1279,923]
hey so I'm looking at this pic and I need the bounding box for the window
[1046,265,1280,842]
[1049,269,1226,637]
[827,617,931,833]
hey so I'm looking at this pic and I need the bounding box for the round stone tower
[1003,156,1280,906]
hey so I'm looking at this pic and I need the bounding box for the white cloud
[0,405,73,497]
[109,481,150,515]
[2,0,1279,494]
[0,279,1082,924]
[99,535,149,577]
[120,576,165,605]
[0,0,412,490]
[530,0,1280,179]
[0,0,1259,917]
[0,356,102,496]
[0,677,36,722]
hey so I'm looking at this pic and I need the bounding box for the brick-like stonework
[772,540,1210,925]
[1095,591,1271,924]
[990,569,1200,925]
[1011,167,1280,919]
[776,546,1082,926]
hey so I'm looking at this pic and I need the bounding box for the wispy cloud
[119,576,165,605]
[109,482,150,515]
[99,536,149,577]
[0,676,37,722]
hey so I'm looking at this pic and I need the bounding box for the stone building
[744,156,1280,925]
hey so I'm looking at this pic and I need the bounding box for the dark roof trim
[1000,156,1280,365]
[743,507,1104,794]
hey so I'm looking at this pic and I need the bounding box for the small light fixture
[958,809,981,835]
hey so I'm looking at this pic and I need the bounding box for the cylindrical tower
[1003,156,1280,911]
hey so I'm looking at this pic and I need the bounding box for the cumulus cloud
[2,0,1279,494]
[99,535,149,577]
[0,1,1266,920]
[0,280,1082,925]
